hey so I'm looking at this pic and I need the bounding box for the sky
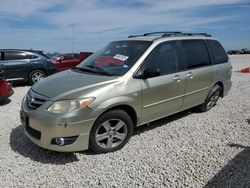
[0,0,249,53]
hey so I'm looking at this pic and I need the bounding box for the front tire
[29,70,46,85]
[199,84,222,112]
[89,110,133,153]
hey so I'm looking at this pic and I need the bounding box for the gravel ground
[0,55,250,187]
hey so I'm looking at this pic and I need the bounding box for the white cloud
[0,0,63,17]
[0,0,248,52]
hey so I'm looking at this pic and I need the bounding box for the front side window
[182,40,210,69]
[4,51,29,60]
[60,55,73,61]
[206,40,228,64]
[73,54,80,59]
[77,40,152,76]
[142,41,180,75]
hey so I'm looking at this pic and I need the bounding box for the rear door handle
[186,72,194,79]
[173,75,182,82]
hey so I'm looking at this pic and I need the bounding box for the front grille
[25,124,41,140]
[26,89,48,110]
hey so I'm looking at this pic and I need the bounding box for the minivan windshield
[76,40,152,76]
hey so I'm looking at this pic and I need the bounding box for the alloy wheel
[31,71,45,83]
[95,119,128,149]
[207,91,220,109]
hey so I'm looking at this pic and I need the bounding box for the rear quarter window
[182,40,210,69]
[26,54,39,59]
[206,40,228,64]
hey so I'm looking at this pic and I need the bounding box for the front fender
[93,96,142,123]
[97,96,135,109]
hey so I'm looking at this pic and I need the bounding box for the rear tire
[89,110,133,153]
[29,70,46,85]
[199,85,222,112]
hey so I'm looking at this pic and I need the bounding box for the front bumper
[20,98,103,152]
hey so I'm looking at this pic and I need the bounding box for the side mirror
[134,68,160,79]
[56,57,61,62]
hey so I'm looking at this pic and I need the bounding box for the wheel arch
[213,81,224,97]
[98,104,138,128]
[28,68,47,77]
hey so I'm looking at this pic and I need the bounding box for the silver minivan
[20,32,232,153]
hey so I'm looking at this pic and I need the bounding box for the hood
[32,69,118,101]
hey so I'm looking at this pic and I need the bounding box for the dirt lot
[0,55,250,187]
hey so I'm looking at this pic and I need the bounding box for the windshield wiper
[86,65,112,76]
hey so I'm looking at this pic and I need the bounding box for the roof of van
[123,32,214,42]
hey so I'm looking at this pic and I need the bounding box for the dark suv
[0,49,56,84]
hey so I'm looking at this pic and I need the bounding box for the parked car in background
[0,70,13,101]
[52,52,93,72]
[227,49,250,55]
[0,49,56,85]
[227,50,239,55]
[239,49,250,54]
[21,31,232,153]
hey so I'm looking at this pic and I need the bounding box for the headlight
[46,97,95,113]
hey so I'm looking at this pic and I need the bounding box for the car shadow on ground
[11,82,30,87]
[0,98,11,106]
[10,125,80,164]
[77,109,196,156]
[204,143,250,187]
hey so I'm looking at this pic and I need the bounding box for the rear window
[206,40,228,64]
[182,40,210,69]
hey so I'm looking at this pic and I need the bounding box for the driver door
[140,41,186,123]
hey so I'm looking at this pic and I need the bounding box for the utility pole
[71,25,74,54]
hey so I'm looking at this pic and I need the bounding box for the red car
[95,56,125,67]
[52,52,92,72]
[0,70,14,101]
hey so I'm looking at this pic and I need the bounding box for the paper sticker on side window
[114,54,129,61]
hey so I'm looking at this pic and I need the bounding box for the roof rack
[128,31,211,38]
[181,32,212,37]
[128,34,144,38]
[143,31,182,36]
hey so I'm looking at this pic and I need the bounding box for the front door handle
[173,75,182,82]
[186,72,194,79]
